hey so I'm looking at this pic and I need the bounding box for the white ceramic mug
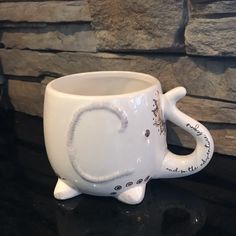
[44,71,214,205]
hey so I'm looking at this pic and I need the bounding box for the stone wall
[0,0,235,156]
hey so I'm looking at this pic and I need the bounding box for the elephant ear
[67,103,134,183]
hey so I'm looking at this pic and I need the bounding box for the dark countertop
[0,110,236,236]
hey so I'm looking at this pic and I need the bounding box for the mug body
[44,71,167,197]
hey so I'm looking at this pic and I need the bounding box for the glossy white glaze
[44,71,214,205]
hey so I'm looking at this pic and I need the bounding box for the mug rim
[47,71,159,98]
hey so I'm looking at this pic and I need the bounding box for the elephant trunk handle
[160,87,214,178]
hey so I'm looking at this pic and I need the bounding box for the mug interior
[49,71,157,96]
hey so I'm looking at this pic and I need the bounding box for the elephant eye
[145,129,150,137]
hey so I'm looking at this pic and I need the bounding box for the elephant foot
[54,178,81,200]
[117,185,146,205]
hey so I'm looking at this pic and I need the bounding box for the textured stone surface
[168,123,236,156]
[88,0,186,51]
[185,17,236,56]
[177,96,236,124]
[8,80,42,117]
[185,0,236,56]
[0,1,91,22]
[2,31,97,52]
[189,0,236,17]
[0,49,235,102]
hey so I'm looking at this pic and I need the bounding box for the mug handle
[160,87,214,178]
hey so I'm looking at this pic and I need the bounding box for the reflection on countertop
[0,111,236,236]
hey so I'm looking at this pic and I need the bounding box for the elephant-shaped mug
[44,71,214,205]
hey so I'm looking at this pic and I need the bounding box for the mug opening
[49,71,158,96]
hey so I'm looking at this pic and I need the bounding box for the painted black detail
[144,176,150,182]
[126,182,133,187]
[152,91,166,135]
[145,129,150,137]
[136,179,143,184]
[114,185,122,191]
